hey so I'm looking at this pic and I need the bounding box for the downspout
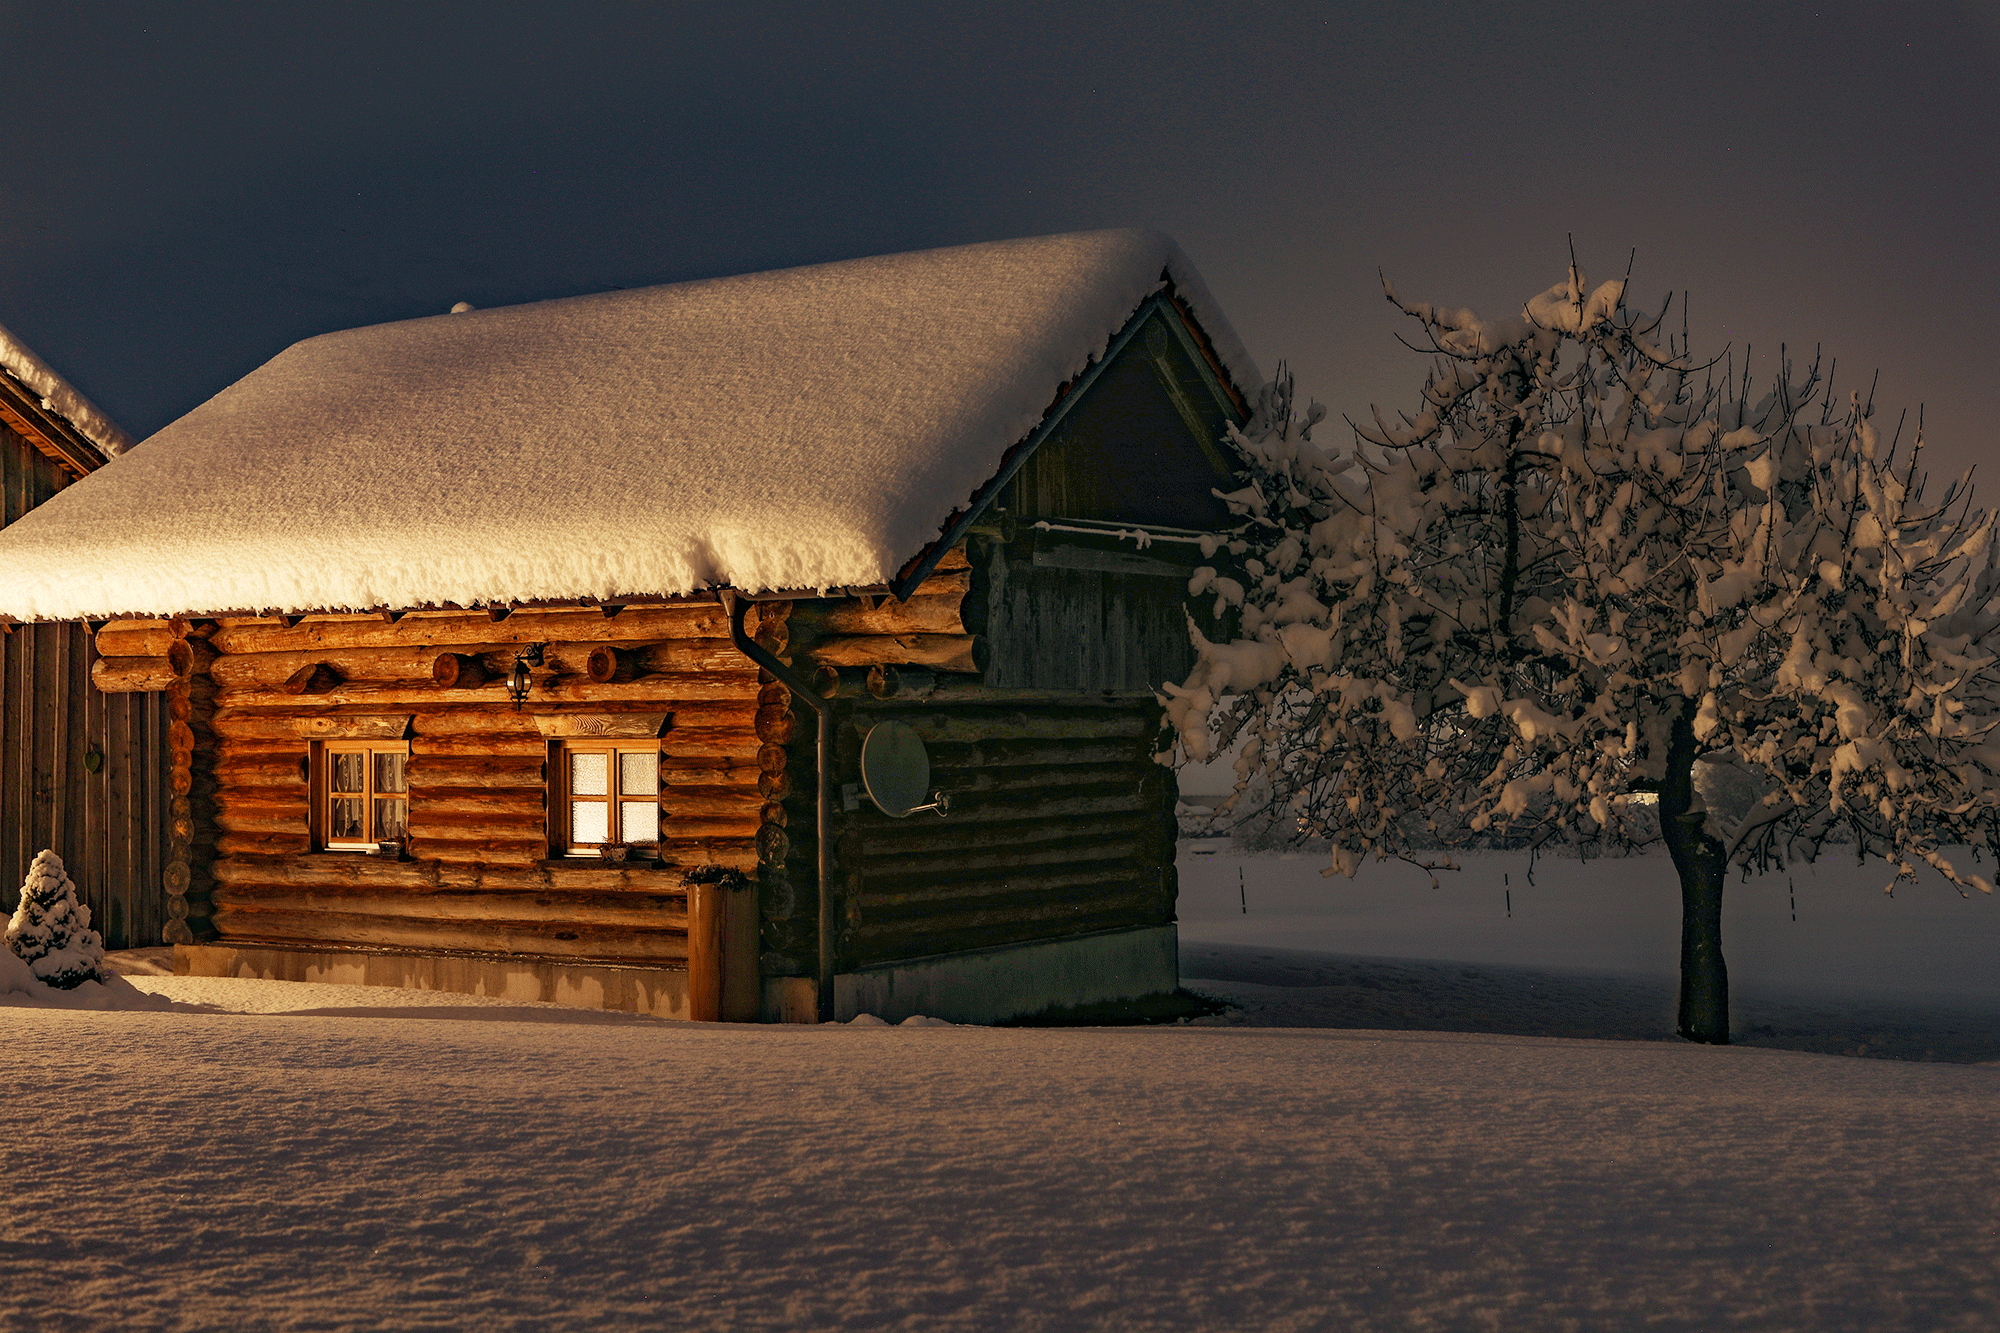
[723,591,836,1024]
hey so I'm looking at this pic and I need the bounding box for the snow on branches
[1164,259,2000,896]
[6,849,109,989]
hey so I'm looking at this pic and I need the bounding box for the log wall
[187,600,783,969]
[167,537,1179,997]
[0,424,171,948]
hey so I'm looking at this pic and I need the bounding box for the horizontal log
[210,711,410,741]
[655,726,757,752]
[852,789,1154,830]
[856,870,1169,919]
[214,807,310,836]
[656,841,758,872]
[207,604,735,654]
[408,838,548,867]
[851,908,1172,970]
[209,905,692,961]
[212,854,709,894]
[868,711,1154,744]
[554,638,757,678]
[214,791,309,818]
[216,832,312,858]
[211,885,689,929]
[845,810,1155,857]
[533,712,669,740]
[860,835,1155,886]
[93,625,180,658]
[217,646,477,690]
[661,763,763,790]
[851,884,1168,941]
[219,675,757,710]
[465,863,690,892]
[408,736,551,759]
[652,744,765,770]
[213,855,439,890]
[662,815,764,840]
[214,738,307,764]
[212,757,308,788]
[91,647,191,693]
[791,588,969,638]
[405,811,547,837]
[806,634,986,674]
[661,800,766,827]
[411,791,546,818]
[409,709,549,737]
[657,782,766,804]
[932,764,1162,795]
[919,738,1153,769]
[405,755,546,788]
[217,639,758,688]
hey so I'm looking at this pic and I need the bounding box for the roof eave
[0,368,111,479]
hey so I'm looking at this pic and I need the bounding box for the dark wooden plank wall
[0,425,170,947]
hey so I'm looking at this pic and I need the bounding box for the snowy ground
[3,849,1996,1330]
[1177,846,2000,1062]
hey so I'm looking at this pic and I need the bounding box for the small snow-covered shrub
[6,849,107,989]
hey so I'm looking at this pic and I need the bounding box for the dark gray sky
[4,1,1996,483]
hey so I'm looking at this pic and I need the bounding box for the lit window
[321,743,409,850]
[559,743,658,855]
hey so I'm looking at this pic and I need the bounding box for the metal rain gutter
[724,590,836,1024]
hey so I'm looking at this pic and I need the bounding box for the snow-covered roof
[0,318,136,462]
[0,228,1255,621]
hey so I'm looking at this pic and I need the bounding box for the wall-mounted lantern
[507,643,546,711]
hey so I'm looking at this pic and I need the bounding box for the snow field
[1178,847,2000,1005]
[7,846,1997,1329]
[5,998,1998,1332]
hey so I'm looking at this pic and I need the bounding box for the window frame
[312,740,411,853]
[552,740,661,858]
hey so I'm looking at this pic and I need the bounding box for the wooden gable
[997,299,1244,531]
[948,293,1249,694]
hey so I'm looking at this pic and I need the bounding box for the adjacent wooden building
[0,230,1256,1021]
[0,324,163,948]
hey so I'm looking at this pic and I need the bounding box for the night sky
[4,2,1995,483]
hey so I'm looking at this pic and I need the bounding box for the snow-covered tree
[1164,260,2000,1043]
[6,849,108,989]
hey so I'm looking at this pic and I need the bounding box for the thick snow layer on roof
[0,316,137,459]
[0,229,1255,619]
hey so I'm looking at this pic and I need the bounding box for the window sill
[538,854,666,870]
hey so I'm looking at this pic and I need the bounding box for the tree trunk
[1660,703,1729,1043]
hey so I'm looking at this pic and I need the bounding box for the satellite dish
[859,721,950,818]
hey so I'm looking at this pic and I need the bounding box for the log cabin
[0,229,1257,1022]
[0,321,166,947]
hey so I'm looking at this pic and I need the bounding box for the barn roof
[0,229,1255,621]
[0,318,137,468]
